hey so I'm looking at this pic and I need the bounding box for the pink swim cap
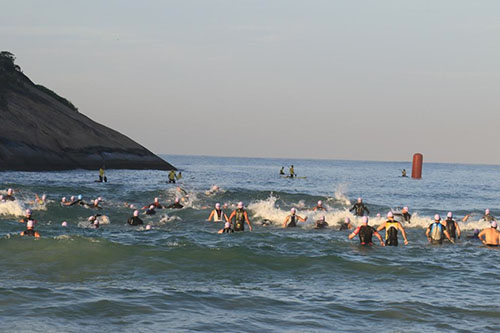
[154,197,159,202]
[61,221,68,227]
[403,206,409,212]
[345,217,350,223]
[492,221,497,228]
[387,212,394,218]
[447,212,453,218]
[357,197,362,203]
[26,209,32,215]
[237,202,244,208]
[362,216,369,224]
[486,209,490,214]
[318,200,322,206]
[133,210,139,217]
[27,220,34,228]
[175,198,179,203]
[215,203,221,209]
[434,214,441,221]
[291,208,296,213]
[145,225,152,230]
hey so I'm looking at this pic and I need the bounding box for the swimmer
[283,208,307,228]
[279,166,285,175]
[177,171,182,179]
[69,195,86,206]
[61,221,68,227]
[376,212,409,246]
[145,224,152,231]
[443,212,461,241]
[314,216,329,229]
[482,209,496,222]
[206,185,220,195]
[289,165,295,178]
[426,214,454,245]
[401,169,407,177]
[218,221,234,234]
[207,203,229,222]
[466,229,480,240]
[91,199,103,209]
[98,166,107,182]
[339,217,353,231]
[227,202,253,232]
[145,205,156,215]
[168,170,176,183]
[166,198,184,209]
[401,206,411,223]
[20,220,40,238]
[348,216,384,246]
[478,221,500,246]
[142,197,164,210]
[88,215,100,229]
[34,194,47,205]
[128,210,144,226]
[349,197,369,217]
[4,188,15,201]
[19,209,36,225]
[312,200,327,211]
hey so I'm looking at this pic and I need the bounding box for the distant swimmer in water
[98,166,107,182]
[88,215,101,229]
[34,194,47,205]
[91,199,103,210]
[227,202,253,232]
[19,209,36,225]
[289,165,295,178]
[4,188,15,201]
[177,171,182,179]
[207,203,228,222]
[20,220,40,238]
[145,205,157,215]
[478,221,500,246]
[339,217,353,231]
[218,221,234,234]
[482,209,496,222]
[69,195,86,207]
[283,208,307,228]
[314,216,329,229]
[206,185,220,195]
[401,169,407,177]
[166,198,184,209]
[426,214,454,245]
[128,210,144,226]
[348,216,385,246]
[312,200,327,211]
[143,197,164,210]
[279,166,285,175]
[168,170,177,184]
[350,197,369,217]
[443,212,461,242]
[377,212,409,246]
[401,207,411,222]
[466,228,480,240]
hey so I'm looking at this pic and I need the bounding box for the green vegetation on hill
[0,51,78,111]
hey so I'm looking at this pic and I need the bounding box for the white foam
[0,201,25,216]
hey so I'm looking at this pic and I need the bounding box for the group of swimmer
[279,165,296,178]
[3,186,500,247]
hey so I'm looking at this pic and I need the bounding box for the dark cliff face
[0,52,175,171]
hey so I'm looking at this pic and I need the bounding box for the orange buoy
[412,153,423,179]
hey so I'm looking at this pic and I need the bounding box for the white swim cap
[97,197,102,201]
[291,208,296,213]
[175,198,179,203]
[7,188,13,194]
[491,221,497,228]
[237,202,244,208]
[215,203,221,209]
[61,221,68,227]
[387,212,394,218]
[318,200,323,206]
[224,222,231,229]
[362,216,369,224]
[145,224,152,230]
[403,206,409,212]
[70,196,75,201]
[149,205,155,209]
[486,209,490,214]
[447,212,453,218]
[345,217,350,223]
[376,213,381,218]
[62,197,67,202]
[154,197,159,202]
[434,214,441,221]
[88,216,95,221]
[357,197,362,203]
[94,199,99,205]
[133,210,139,217]
[93,220,99,226]
[42,194,47,200]
[27,220,34,228]
[26,209,32,215]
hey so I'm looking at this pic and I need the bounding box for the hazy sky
[2,1,500,164]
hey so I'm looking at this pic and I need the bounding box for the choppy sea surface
[1,155,500,332]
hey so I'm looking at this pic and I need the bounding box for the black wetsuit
[286,215,298,228]
[354,225,377,245]
[145,208,156,215]
[402,212,411,222]
[148,203,163,209]
[339,223,351,231]
[279,168,285,175]
[385,221,399,246]
[222,227,234,233]
[128,216,144,226]
[234,209,246,231]
[482,214,496,222]
[167,203,183,209]
[445,218,457,240]
[315,221,328,229]
[350,203,369,217]
[4,195,15,201]
[23,229,36,236]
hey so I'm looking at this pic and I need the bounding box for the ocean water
[1,155,500,332]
